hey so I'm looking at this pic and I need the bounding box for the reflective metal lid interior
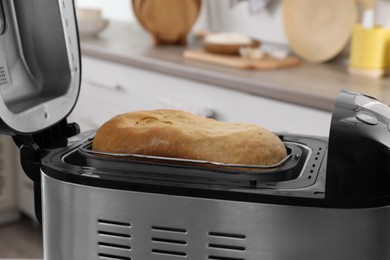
[0,0,80,134]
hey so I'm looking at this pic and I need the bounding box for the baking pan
[78,139,308,186]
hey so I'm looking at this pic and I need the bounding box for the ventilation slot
[209,244,245,251]
[208,231,246,260]
[97,219,132,260]
[208,232,246,239]
[98,231,131,238]
[151,225,188,257]
[0,66,9,87]
[98,253,131,260]
[208,256,245,260]
[99,219,131,227]
[306,145,326,180]
[152,249,187,257]
[152,226,187,233]
[152,238,187,245]
[99,242,131,250]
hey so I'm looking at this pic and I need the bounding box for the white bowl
[77,7,102,20]
[78,18,108,38]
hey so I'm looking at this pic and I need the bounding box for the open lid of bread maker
[0,0,80,135]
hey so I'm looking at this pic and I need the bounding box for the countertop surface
[80,21,390,112]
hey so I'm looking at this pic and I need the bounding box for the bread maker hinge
[12,119,80,223]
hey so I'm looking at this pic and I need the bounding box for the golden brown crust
[92,109,287,165]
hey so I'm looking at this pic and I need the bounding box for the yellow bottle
[349,24,390,77]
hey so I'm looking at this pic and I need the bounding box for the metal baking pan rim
[78,139,299,170]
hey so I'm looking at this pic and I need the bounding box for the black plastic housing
[326,91,390,207]
[40,132,329,208]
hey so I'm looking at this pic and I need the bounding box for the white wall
[207,0,390,45]
[75,0,209,32]
[206,0,286,44]
[76,0,390,45]
[76,0,135,22]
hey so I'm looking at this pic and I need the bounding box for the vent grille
[97,219,132,260]
[96,220,250,259]
[207,231,246,260]
[0,65,9,87]
[151,225,188,258]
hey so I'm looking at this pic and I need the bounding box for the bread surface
[92,109,287,165]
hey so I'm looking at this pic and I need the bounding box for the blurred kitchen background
[2,0,390,258]
[75,0,390,43]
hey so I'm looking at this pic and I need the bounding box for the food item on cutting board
[202,32,261,55]
[92,109,287,166]
[205,32,252,45]
[239,47,265,60]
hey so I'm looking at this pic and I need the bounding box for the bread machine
[1,1,390,260]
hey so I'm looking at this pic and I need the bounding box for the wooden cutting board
[132,0,201,45]
[183,49,301,70]
[283,0,358,63]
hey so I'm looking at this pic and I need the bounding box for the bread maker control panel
[354,94,390,126]
[326,91,390,208]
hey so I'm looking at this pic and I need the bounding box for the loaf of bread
[92,109,287,166]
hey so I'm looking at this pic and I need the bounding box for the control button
[355,111,378,125]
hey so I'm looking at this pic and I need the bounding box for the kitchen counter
[80,21,390,112]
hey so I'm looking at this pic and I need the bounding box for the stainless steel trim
[42,173,390,260]
[79,140,303,170]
